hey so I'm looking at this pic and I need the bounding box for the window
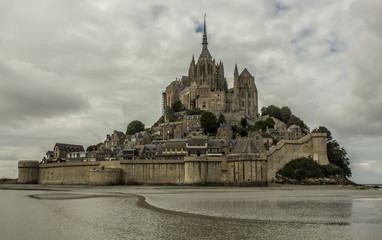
[248,101,251,107]
[242,100,244,107]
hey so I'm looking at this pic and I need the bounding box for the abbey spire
[202,14,208,46]
[199,14,212,58]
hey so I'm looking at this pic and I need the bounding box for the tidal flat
[0,184,381,240]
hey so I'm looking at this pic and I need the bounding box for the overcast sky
[0,0,381,184]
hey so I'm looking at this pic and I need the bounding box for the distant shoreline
[1,182,381,191]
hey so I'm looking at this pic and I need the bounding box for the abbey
[163,16,258,121]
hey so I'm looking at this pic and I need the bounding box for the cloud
[351,161,382,184]
[0,0,381,183]
[0,58,89,127]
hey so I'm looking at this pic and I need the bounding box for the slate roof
[143,144,157,153]
[200,45,212,58]
[55,143,85,152]
[250,131,262,139]
[268,128,279,135]
[233,138,259,153]
[261,133,273,139]
[208,139,228,148]
[164,141,186,151]
[115,130,126,139]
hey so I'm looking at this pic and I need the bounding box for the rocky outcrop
[275,173,355,185]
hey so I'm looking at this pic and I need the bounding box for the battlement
[18,160,40,168]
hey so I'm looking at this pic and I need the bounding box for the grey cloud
[0,59,89,126]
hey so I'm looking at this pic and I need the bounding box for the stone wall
[120,160,185,185]
[17,134,327,185]
[90,168,122,185]
[39,162,100,184]
[226,154,267,185]
[18,161,39,184]
[184,156,224,184]
[266,133,329,182]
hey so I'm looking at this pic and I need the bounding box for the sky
[0,0,381,184]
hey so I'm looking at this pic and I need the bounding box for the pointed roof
[239,68,253,78]
[234,63,238,76]
[199,14,212,58]
[233,138,259,153]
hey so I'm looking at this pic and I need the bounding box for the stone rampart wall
[184,156,224,184]
[90,168,122,185]
[266,133,329,182]
[39,162,100,184]
[18,135,327,186]
[18,160,40,184]
[226,154,267,185]
[120,160,185,185]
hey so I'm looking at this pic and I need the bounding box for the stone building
[163,16,258,122]
[186,135,208,156]
[182,115,201,136]
[66,151,86,162]
[216,123,233,139]
[53,143,85,161]
[159,139,187,159]
[104,130,125,150]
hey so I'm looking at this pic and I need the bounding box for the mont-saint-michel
[18,16,351,186]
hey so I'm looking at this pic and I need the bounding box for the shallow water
[0,185,381,240]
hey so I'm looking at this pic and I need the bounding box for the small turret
[189,54,196,80]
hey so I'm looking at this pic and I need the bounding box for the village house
[104,130,126,150]
[53,143,85,161]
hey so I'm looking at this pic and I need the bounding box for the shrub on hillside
[321,164,344,177]
[277,157,344,181]
[277,157,324,180]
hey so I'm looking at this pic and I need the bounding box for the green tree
[231,125,248,137]
[86,145,97,152]
[240,118,248,128]
[264,117,275,129]
[251,118,275,132]
[277,157,324,180]
[287,114,309,131]
[185,108,204,115]
[218,114,226,125]
[280,106,292,123]
[277,157,344,180]
[312,126,351,177]
[171,100,184,112]
[126,120,145,135]
[261,105,281,120]
[200,111,219,135]
[166,107,178,122]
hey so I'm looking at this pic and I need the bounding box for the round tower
[18,160,40,184]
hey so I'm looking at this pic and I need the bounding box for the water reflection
[145,194,354,224]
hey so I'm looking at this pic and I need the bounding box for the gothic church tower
[163,15,258,123]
